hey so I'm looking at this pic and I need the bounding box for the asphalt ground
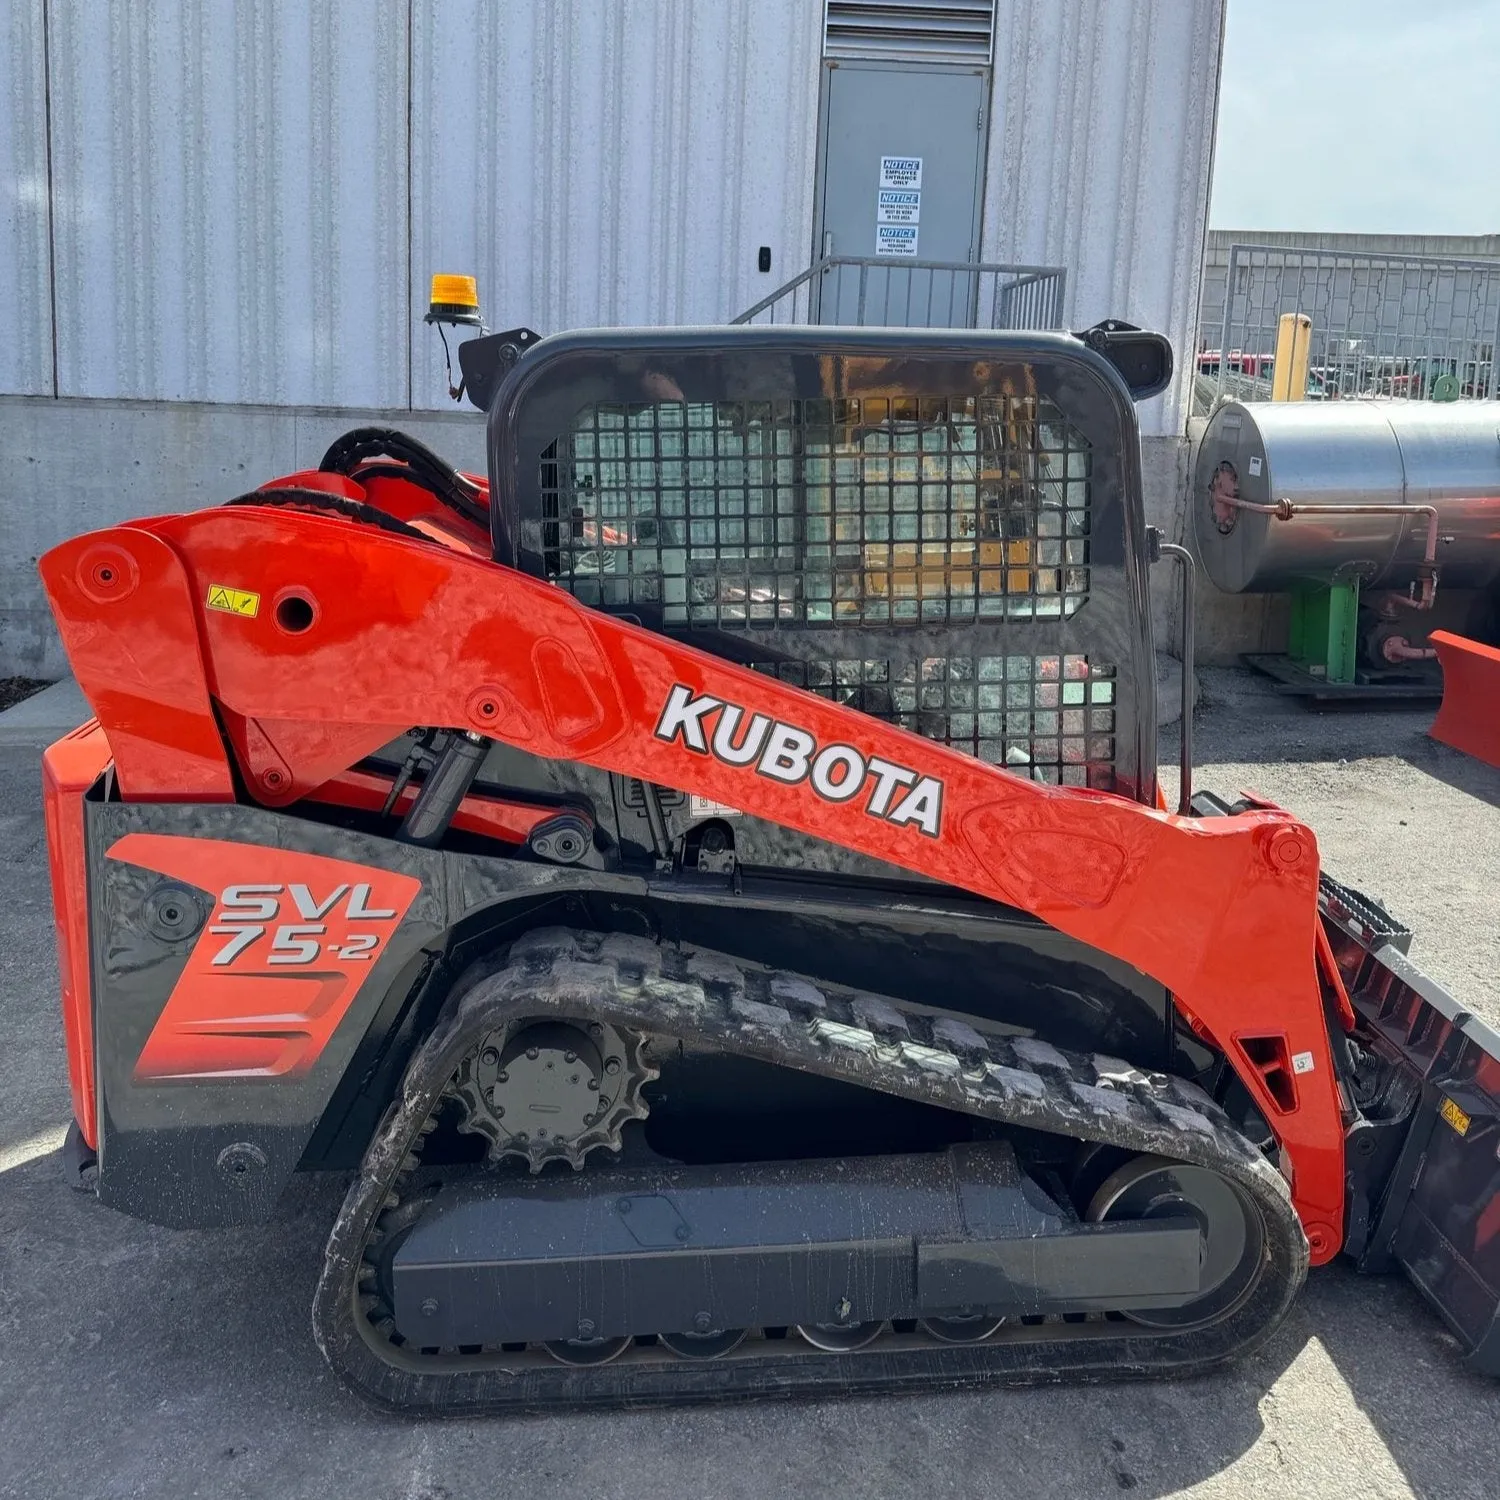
[0,671,1497,1500]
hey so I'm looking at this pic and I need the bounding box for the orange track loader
[37,325,1500,1412]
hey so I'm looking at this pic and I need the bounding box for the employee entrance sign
[875,157,922,256]
[878,157,922,189]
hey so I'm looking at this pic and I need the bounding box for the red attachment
[1430,630,1500,770]
[39,505,1350,1261]
[42,721,113,1148]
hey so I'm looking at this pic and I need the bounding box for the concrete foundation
[0,398,1269,678]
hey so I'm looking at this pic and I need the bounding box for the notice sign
[876,224,919,258]
[879,156,922,189]
[877,189,920,224]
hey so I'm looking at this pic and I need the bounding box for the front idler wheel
[1086,1154,1267,1330]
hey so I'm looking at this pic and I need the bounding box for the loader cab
[484,327,1164,801]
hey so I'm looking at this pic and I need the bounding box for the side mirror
[1076,320,1173,401]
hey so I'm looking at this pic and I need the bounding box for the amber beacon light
[425,273,482,327]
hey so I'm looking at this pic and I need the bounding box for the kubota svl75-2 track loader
[39,325,1500,1413]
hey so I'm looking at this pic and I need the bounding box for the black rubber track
[312,929,1308,1415]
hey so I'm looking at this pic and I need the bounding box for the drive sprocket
[450,1016,656,1171]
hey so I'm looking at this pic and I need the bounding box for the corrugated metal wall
[409,0,824,409]
[980,0,1224,434]
[1,0,52,397]
[2,0,1219,434]
[48,0,409,407]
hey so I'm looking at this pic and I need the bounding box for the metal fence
[734,256,1068,331]
[1202,243,1500,412]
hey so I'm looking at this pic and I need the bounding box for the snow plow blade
[1429,630,1500,770]
[1321,878,1500,1373]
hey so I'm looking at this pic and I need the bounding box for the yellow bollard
[1271,313,1312,401]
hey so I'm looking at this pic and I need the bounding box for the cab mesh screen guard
[486,329,1156,798]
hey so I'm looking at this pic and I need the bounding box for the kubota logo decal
[654,682,945,838]
[107,834,421,1082]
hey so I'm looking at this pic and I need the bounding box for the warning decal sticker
[1439,1096,1472,1136]
[206,585,261,618]
[877,189,921,224]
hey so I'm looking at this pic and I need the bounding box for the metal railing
[1201,243,1500,411]
[734,256,1068,331]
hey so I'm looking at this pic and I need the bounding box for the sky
[1209,0,1500,233]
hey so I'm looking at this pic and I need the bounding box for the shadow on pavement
[1399,740,1500,810]
[1190,668,1442,769]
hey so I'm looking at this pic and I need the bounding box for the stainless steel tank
[1193,401,1500,593]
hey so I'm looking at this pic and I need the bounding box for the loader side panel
[82,794,1180,1229]
[84,808,443,1225]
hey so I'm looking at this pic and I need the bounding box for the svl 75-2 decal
[209,882,400,968]
[107,834,422,1082]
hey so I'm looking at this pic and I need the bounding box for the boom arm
[41,503,1347,1259]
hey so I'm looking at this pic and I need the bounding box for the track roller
[919,1314,1007,1344]
[796,1323,886,1352]
[659,1329,749,1359]
[544,1335,633,1366]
